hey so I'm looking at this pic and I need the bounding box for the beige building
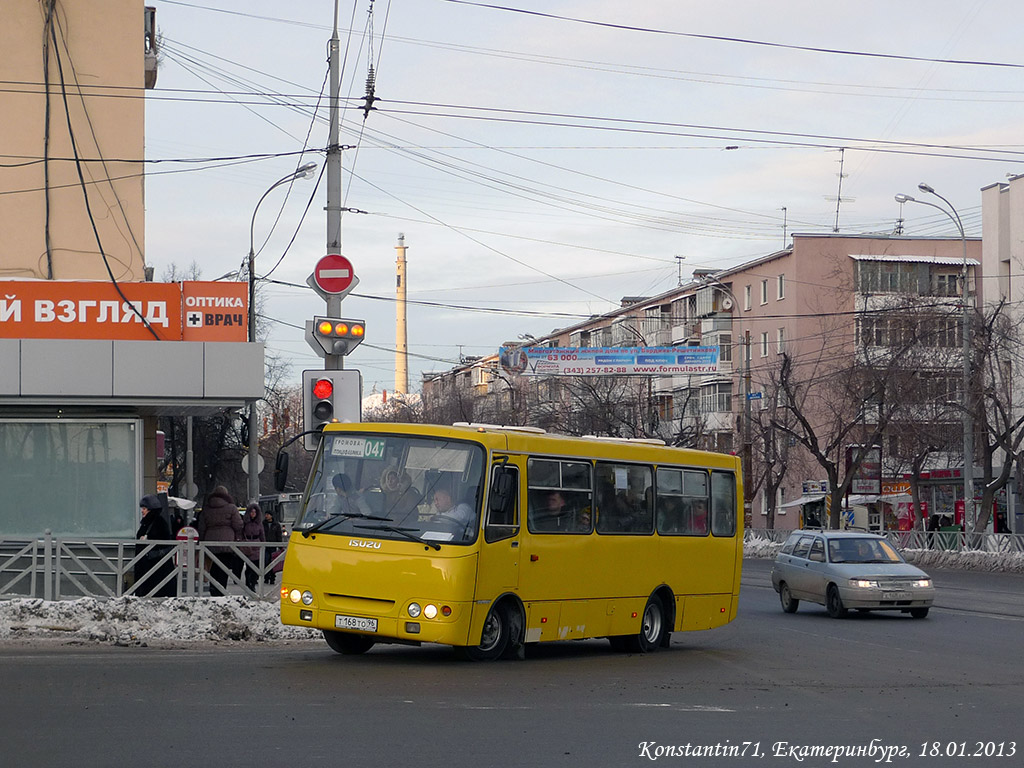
[0,3,263,539]
[2,0,151,282]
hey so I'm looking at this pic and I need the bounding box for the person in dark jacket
[240,503,266,591]
[262,510,283,585]
[135,495,176,597]
[198,485,243,596]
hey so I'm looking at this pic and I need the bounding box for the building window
[744,285,751,311]
[777,274,785,300]
[0,419,141,537]
[760,280,768,305]
[656,395,674,420]
[719,333,732,362]
[777,327,785,352]
[700,383,733,413]
[933,271,959,297]
[760,331,769,357]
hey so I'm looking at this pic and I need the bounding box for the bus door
[474,457,522,600]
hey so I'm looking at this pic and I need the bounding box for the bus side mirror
[489,467,516,521]
[274,451,289,493]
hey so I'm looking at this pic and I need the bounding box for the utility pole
[324,0,344,344]
[743,330,752,517]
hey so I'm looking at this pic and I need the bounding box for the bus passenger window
[595,462,652,534]
[526,458,593,534]
[657,468,710,536]
[711,471,736,537]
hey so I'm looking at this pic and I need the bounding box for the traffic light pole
[325,2,343,362]
[325,296,342,370]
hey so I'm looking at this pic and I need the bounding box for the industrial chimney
[395,234,409,394]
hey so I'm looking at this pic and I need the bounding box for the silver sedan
[771,530,935,618]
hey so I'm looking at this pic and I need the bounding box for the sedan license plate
[883,591,911,601]
[335,614,377,632]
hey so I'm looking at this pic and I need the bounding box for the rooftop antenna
[781,207,788,247]
[825,148,855,233]
[362,0,378,120]
[675,255,685,286]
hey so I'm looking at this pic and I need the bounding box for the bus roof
[322,421,741,471]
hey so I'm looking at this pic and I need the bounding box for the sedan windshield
[828,537,903,564]
[295,433,485,545]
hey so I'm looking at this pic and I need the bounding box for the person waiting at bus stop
[134,495,176,597]
[198,485,243,597]
[263,509,283,585]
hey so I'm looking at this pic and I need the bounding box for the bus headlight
[408,602,422,618]
[289,589,302,603]
[301,591,314,605]
[424,604,438,619]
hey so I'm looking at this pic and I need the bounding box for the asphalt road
[2,560,1021,768]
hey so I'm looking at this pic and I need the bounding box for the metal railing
[745,528,1024,557]
[1,533,286,601]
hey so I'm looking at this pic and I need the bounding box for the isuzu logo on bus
[349,539,381,549]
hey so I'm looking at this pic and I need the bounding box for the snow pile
[0,596,318,646]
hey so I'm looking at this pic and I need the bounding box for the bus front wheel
[323,630,375,655]
[459,603,511,661]
[623,595,667,653]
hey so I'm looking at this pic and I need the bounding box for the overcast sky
[144,1,1024,395]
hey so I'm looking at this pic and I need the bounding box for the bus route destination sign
[499,346,719,376]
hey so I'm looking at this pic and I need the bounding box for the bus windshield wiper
[302,512,393,537]
[353,523,441,551]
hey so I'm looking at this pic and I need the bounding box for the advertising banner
[846,445,882,495]
[499,346,720,376]
[0,280,247,342]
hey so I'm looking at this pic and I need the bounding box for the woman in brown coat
[198,485,242,596]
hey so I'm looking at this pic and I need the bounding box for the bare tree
[972,299,1024,532]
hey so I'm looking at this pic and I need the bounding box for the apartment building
[423,233,986,531]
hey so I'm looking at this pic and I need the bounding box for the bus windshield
[296,432,485,545]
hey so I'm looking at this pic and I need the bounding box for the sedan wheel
[779,583,799,613]
[825,585,848,619]
[910,607,930,619]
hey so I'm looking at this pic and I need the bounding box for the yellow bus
[280,422,743,659]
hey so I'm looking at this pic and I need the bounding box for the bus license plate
[335,615,377,632]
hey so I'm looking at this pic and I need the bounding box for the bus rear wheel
[459,603,511,661]
[323,630,375,655]
[623,595,667,653]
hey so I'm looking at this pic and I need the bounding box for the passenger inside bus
[427,483,475,540]
[331,473,372,517]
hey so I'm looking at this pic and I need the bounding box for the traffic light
[301,369,363,449]
[311,316,365,356]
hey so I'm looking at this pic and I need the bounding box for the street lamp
[246,162,318,503]
[894,184,973,534]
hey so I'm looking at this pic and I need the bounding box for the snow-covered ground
[1,543,1021,648]
[0,595,318,648]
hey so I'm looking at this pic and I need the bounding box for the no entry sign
[313,254,355,295]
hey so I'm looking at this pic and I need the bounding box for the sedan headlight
[850,579,879,589]
[911,578,932,588]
